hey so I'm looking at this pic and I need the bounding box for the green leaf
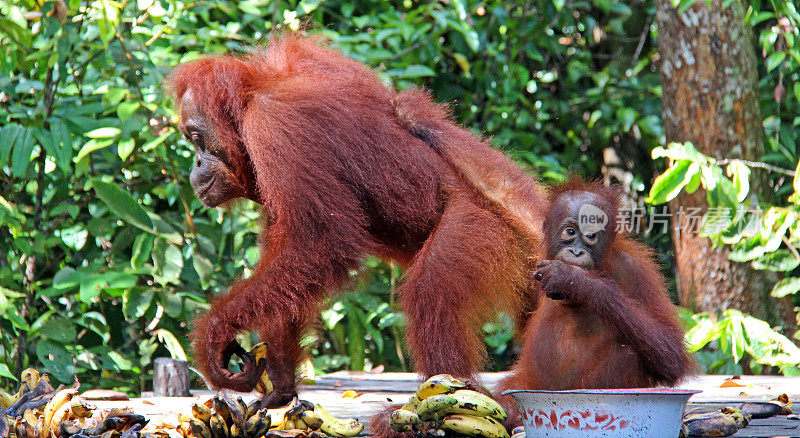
[131,233,154,270]
[118,138,135,161]
[616,107,637,132]
[11,127,35,177]
[153,328,188,361]
[752,250,800,272]
[75,138,114,162]
[385,65,436,78]
[123,289,154,320]
[36,340,75,383]
[771,277,800,298]
[38,316,77,343]
[0,364,17,381]
[117,102,139,122]
[85,127,122,138]
[91,179,154,232]
[152,238,183,285]
[646,161,698,204]
[766,51,786,72]
[726,160,750,202]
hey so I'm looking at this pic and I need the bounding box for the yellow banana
[48,398,75,436]
[440,414,509,438]
[314,404,364,437]
[43,387,78,428]
[187,417,212,438]
[250,343,273,395]
[229,423,244,438]
[244,408,271,437]
[212,396,232,424]
[400,394,420,412]
[416,394,458,420]
[192,402,213,423]
[22,410,38,428]
[209,413,228,438]
[0,388,20,409]
[297,409,323,430]
[20,370,39,393]
[216,393,244,427]
[294,418,310,430]
[416,375,466,400]
[34,416,47,438]
[444,390,507,420]
[389,409,421,432]
[70,399,95,418]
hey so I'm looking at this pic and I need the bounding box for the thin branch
[716,159,796,177]
[631,17,652,68]
[782,235,800,264]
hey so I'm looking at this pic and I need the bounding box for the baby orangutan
[496,179,691,427]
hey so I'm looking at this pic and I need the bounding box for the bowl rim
[501,388,703,396]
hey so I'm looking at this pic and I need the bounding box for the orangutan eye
[561,227,576,239]
[190,131,206,151]
[584,232,597,244]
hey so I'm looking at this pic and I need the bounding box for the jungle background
[0,0,799,393]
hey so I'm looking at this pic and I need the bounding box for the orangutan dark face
[179,88,246,207]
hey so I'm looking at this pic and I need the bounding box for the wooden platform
[131,372,800,437]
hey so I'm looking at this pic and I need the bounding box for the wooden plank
[730,417,800,437]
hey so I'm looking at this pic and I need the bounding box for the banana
[217,393,245,427]
[415,375,466,400]
[682,411,739,437]
[188,417,212,438]
[213,396,232,424]
[293,418,309,430]
[43,387,77,428]
[209,413,228,438]
[235,398,248,417]
[229,423,244,438]
[47,396,77,435]
[443,390,507,420]
[21,411,37,429]
[389,409,421,432]
[400,395,420,412]
[440,415,509,438]
[0,388,20,410]
[250,344,273,395]
[313,404,364,437]
[282,418,296,430]
[244,408,271,437]
[297,410,323,430]
[192,403,213,423]
[70,399,95,418]
[416,394,458,421]
[19,370,39,393]
[33,417,46,438]
[245,401,260,420]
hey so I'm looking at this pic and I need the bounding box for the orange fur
[167,34,546,421]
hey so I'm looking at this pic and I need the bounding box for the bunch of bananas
[389,375,509,438]
[1,368,147,438]
[179,393,270,438]
[179,395,364,438]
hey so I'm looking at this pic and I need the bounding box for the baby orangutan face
[546,191,614,270]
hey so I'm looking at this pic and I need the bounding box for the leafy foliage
[0,0,798,390]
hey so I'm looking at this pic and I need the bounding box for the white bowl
[503,389,700,438]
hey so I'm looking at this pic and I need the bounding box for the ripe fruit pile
[389,375,509,438]
[179,396,364,438]
[0,369,147,438]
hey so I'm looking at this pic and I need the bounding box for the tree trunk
[655,0,793,325]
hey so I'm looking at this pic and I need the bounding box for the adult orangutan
[496,179,692,427]
[167,34,546,408]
